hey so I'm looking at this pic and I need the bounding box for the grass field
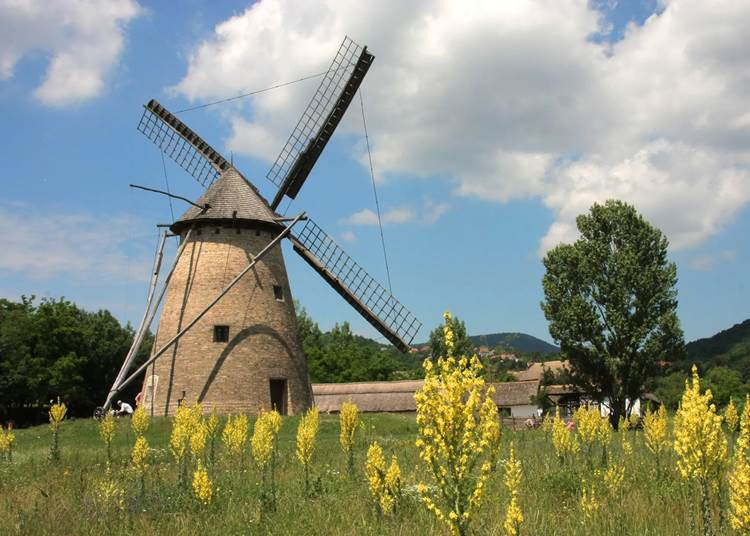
[0,411,737,535]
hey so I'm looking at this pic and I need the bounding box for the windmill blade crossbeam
[268,37,375,209]
[137,99,231,188]
[289,218,421,352]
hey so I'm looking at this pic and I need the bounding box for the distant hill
[686,318,750,367]
[469,332,559,355]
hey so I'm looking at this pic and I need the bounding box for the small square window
[213,325,229,342]
[273,285,284,301]
[215,227,221,234]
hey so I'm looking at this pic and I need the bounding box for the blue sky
[1,0,749,346]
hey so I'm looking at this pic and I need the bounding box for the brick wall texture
[141,223,313,416]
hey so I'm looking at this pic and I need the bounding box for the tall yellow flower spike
[192,462,213,505]
[99,412,116,469]
[552,406,579,460]
[339,400,359,475]
[364,442,401,515]
[503,443,523,536]
[222,414,249,459]
[296,406,319,493]
[673,365,728,532]
[728,394,750,532]
[643,404,669,464]
[131,406,150,436]
[724,398,740,433]
[414,312,500,536]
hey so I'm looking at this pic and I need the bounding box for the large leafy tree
[428,314,474,359]
[541,200,685,428]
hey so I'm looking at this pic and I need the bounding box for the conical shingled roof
[171,167,280,233]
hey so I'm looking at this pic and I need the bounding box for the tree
[541,200,685,428]
[428,314,474,360]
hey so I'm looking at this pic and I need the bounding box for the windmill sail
[268,37,374,209]
[137,99,231,188]
[289,218,421,352]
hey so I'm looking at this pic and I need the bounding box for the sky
[0,0,749,346]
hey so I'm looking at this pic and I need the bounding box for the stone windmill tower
[103,38,421,416]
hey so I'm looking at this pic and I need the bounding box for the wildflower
[296,406,319,494]
[580,479,600,520]
[205,410,220,465]
[131,435,149,495]
[364,442,401,515]
[192,462,213,505]
[48,397,67,462]
[170,403,203,488]
[99,412,116,470]
[724,398,740,434]
[131,406,150,436]
[190,422,207,460]
[552,406,579,461]
[674,365,728,533]
[94,477,125,512]
[503,443,523,536]
[339,400,359,476]
[643,404,669,476]
[252,409,282,510]
[541,413,552,434]
[414,311,501,536]
[222,414,249,462]
[574,404,610,465]
[618,415,631,432]
[728,394,750,532]
[603,461,625,497]
[0,425,16,462]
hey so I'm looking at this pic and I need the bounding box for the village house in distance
[313,359,657,421]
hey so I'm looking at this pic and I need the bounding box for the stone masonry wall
[142,223,313,416]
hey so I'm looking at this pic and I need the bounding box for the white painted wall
[511,404,538,418]
[599,397,642,417]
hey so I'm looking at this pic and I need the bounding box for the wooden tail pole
[110,212,306,399]
[104,228,194,410]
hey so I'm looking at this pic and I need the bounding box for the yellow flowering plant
[99,412,116,470]
[131,434,149,497]
[296,406,319,494]
[205,410,220,466]
[252,409,282,510]
[131,406,150,436]
[364,442,401,515]
[643,404,669,475]
[49,397,67,462]
[414,312,500,536]
[728,394,750,533]
[724,398,740,434]
[673,365,728,534]
[0,425,15,462]
[574,403,610,466]
[503,443,523,536]
[222,413,249,466]
[170,403,203,487]
[552,406,579,462]
[192,462,213,506]
[339,400,359,476]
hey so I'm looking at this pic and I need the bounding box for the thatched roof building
[312,379,540,415]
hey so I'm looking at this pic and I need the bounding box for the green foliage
[427,314,473,360]
[297,306,405,383]
[541,200,685,427]
[0,296,152,423]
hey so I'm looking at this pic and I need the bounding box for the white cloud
[0,0,142,106]
[343,200,448,226]
[174,0,750,254]
[0,203,152,281]
[688,250,737,272]
[340,230,357,242]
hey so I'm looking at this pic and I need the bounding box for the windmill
[103,37,421,417]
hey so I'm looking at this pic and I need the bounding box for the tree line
[0,296,152,425]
